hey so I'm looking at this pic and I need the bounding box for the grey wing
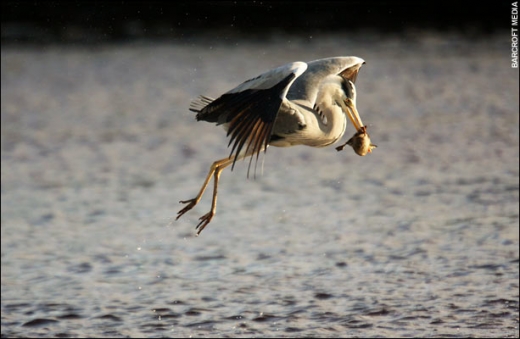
[286,56,365,105]
[190,61,308,169]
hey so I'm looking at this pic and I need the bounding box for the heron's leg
[195,157,234,234]
[177,156,237,234]
[176,162,217,220]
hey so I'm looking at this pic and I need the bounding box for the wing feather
[192,62,307,173]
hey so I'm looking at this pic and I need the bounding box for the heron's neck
[318,104,347,145]
[286,99,346,148]
[310,83,349,146]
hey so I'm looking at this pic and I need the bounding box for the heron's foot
[176,198,198,220]
[195,211,214,235]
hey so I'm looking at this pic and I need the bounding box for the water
[1,33,519,337]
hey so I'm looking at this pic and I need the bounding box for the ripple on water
[22,318,59,327]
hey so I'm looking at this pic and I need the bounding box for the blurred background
[1,1,512,44]
[2,1,518,338]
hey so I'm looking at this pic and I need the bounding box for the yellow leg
[177,156,236,234]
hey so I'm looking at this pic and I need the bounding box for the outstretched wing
[191,61,307,171]
[287,56,365,106]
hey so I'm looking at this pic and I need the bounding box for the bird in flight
[177,57,376,234]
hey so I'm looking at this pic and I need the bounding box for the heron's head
[336,79,364,131]
[326,59,375,156]
[319,76,362,128]
[332,78,377,156]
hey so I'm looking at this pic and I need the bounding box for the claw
[177,199,197,220]
[195,212,214,235]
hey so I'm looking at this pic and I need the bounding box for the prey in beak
[336,97,377,156]
[336,125,377,156]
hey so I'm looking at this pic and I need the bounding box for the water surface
[1,33,519,337]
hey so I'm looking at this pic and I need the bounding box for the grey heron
[177,56,376,234]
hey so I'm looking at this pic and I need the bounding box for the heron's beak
[341,98,363,131]
[336,97,376,156]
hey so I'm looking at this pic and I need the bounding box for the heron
[177,56,376,234]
